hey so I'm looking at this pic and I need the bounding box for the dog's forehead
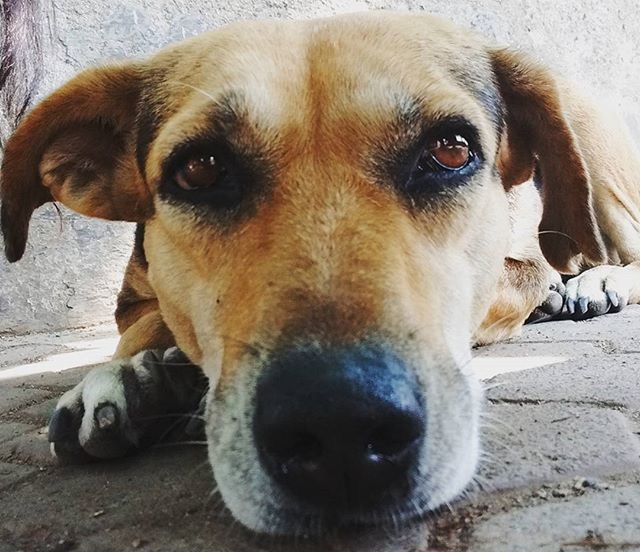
[143,13,499,176]
[166,14,492,107]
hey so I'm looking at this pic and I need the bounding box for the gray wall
[1,0,639,333]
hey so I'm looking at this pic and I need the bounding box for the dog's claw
[606,290,619,308]
[578,296,589,314]
[566,298,575,314]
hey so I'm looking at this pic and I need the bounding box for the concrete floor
[1,308,640,551]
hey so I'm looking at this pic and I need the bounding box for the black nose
[253,347,425,512]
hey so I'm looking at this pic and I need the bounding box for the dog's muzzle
[253,346,425,515]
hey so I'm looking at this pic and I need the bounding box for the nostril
[366,417,423,458]
[290,432,323,463]
[367,434,410,459]
[262,430,324,473]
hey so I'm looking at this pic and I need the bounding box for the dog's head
[1,12,604,534]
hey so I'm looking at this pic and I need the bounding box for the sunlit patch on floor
[0,335,119,381]
[472,356,568,381]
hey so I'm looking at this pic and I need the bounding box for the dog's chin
[207,445,481,538]
[222,500,429,538]
[204,367,482,537]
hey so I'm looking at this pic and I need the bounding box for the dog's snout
[253,347,425,512]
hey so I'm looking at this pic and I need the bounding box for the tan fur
[476,54,640,342]
[475,182,553,344]
[1,11,639,371]
[114,248,174,358]
[562,85,640,267]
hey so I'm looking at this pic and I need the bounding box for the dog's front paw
[49,348,186,462]
[49,356,144,461]
[526,272,566,324]
[565,265,630,320]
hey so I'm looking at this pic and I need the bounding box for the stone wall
[1,0,638,333]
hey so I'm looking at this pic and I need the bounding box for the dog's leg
[475,256,558,345]
[112,225,177,357]
[49,347,207,461]
[475,182,565,344]
[555,85,640,319]
[49,228,207,461]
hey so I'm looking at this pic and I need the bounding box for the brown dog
[2,12,640,535]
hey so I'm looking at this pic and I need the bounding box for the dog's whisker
[139,360,200,366]
[481,380,508,391]
[51,202,65,233]
[152,440,208,448]
[213,495,230,518]
[473,313,517,338]
[470,472,498,493]
[185,458,213,479]
[479,424,516,443]
[476,452,500,469]
[481,428,511,447]
[479,412,514,428]
[191,484,224,543]
[479,413,518,434]
[149,411,203,445]
[481,435,518,456]
[537,230,579,245]
[168,80,217,103]
[135,413,205,422]
[219,334,270,350]
[478,444,500,458]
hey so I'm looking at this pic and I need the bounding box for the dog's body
[2,12,640,535]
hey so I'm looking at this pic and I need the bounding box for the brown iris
[426,135,471,170]
[175,154,222,191]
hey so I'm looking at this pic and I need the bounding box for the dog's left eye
[417,134,473,173]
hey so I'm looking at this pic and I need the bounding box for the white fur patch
[77,364,128,446]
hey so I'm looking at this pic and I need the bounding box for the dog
[2,11,640,536]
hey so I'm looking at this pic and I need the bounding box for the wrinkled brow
[136,87,279,177]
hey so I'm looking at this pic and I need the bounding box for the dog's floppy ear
[1,63,153,262]
[491,48,605,273]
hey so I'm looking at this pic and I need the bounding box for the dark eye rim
[159,139,243,207]
[404,120,483,192]
[173,153,225,191]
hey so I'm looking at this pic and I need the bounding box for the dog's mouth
[204,343,481,536]
[238,494,429,538]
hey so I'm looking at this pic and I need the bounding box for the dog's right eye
[163,147,243,207]
[175,154,224,191]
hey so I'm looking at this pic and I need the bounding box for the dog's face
[1,12,603,534]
